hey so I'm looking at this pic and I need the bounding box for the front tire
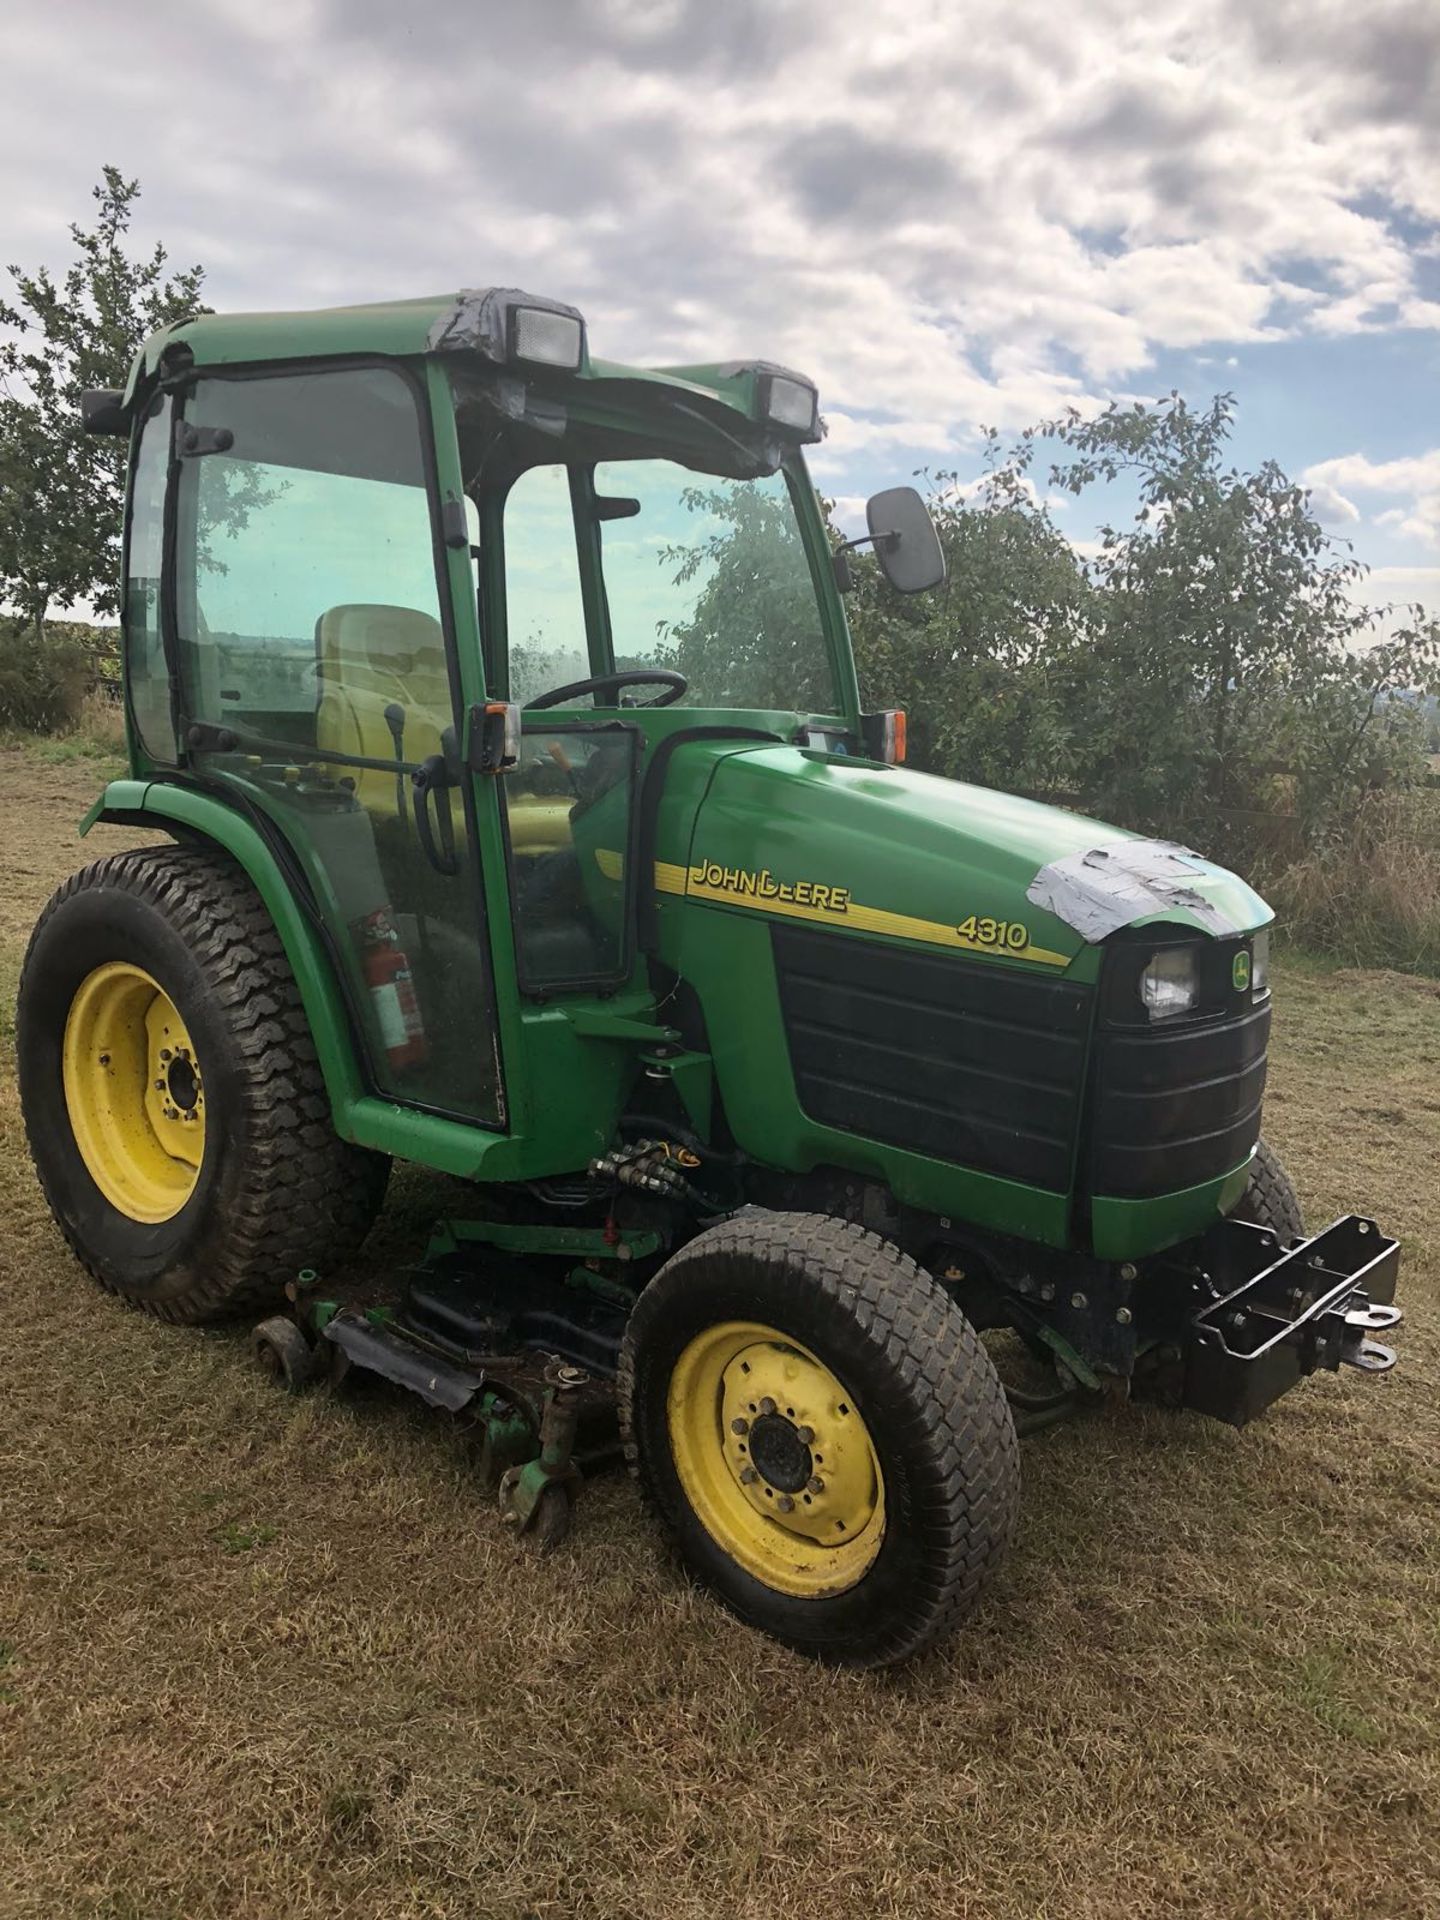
[619,1211,1020,1668]
[17,843,388,1322]
[1232,1137,1305,1243]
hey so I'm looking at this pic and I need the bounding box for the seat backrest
[315,604,451,814]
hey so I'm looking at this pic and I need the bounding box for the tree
[847,394,1439,843]
[657,481,837,711]
[847,437,1092,797]
[1040,394,1439,836]
[0,167,207,634]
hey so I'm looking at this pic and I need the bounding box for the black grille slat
[1092,995,1270,1197]
[772,923,1090,1191]
[786,1003,1082,1095]
[788,1026,1076,1144]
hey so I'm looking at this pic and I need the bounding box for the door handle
[411,754,460,876]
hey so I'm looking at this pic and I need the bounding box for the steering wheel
[523,668,688,711]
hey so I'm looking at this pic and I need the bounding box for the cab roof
[122,288,821,442]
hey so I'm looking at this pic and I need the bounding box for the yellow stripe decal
[646,855,1070,967]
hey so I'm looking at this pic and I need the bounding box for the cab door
[168,361,504,1125]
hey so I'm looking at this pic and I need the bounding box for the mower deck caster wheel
[532,1484,573,1554]
[498,1470,575,1553]
[251,1317,317,1393]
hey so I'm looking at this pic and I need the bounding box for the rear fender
[83,779,366,1120]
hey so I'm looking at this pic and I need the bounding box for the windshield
[501,455,839,712]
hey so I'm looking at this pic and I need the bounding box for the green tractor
[19,287,1402,1666]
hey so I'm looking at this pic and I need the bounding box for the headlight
[1251,927,1270,995]
[761,370,819,434]
[510,303,585,370]
[1140,947,1200,1021]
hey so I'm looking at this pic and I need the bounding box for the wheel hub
[746,1413,812,1494]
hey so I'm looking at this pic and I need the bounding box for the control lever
[383,702,408,830]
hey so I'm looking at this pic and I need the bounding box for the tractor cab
[110,291,929,1148]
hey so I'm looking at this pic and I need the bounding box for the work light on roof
[760,370,819,435]
[510,303,585,371]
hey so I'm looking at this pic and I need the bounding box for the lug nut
[758,1397,776,1416]
[795,1425,814,1445]
[160,1048,172,1061]
[1115,1307,1132,1325]
[1119,1263,1138,1282]
[731,1417,749,1436]
[808,1475,825,1495]
[1071,1292,1088,1310]
[739,1466,758,1485]
[776,1495,795,1513]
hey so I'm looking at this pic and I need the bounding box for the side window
[171,366,502,1126]
[502,464,589,703]
[124,394,173,759]
[177,368,448,753]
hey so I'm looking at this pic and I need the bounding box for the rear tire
[1233,1137,1305,1243]
[619,1211,1019,1668]
[17,843,388,1322]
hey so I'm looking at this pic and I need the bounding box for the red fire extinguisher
[354,908,427,1071]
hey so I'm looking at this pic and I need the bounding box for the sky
[2,0,1438,630]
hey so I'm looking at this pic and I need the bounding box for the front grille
[772,923,1091,1191]
[1090,994,1270,1197]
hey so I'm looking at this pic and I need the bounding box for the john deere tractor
[19,288,1402,1667]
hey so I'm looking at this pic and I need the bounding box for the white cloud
[1,0,1436,423]
[1303,450,1440,549]
[1305,480,1363,527]
[0,0,1437,624]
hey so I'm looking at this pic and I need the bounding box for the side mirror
[80,388,130,438]
[866,486,945,594]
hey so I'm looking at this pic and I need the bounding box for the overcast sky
[3,0,1438,621]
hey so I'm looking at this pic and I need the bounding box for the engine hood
[679,746,1271,973]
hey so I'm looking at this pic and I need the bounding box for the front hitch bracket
[1180,1216,1401,1427]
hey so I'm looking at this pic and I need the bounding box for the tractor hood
[679,745,1270,974]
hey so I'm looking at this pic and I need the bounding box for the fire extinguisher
[354,908,427,1071]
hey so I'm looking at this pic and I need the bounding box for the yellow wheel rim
[61,963,206,1224]
[667,1320,885,1599]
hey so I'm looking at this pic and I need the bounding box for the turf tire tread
[20,842,386,1323]
[617,1210,1020,1666]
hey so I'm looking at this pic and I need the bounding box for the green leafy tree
[1038,393,1434,835]
[0,167,207,635]
[847,437,1093,796]
[848,394,1438,843]
[658,482,835,710]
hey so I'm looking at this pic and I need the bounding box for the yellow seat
[315,604,452,815]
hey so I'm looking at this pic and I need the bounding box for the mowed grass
[1,742,1437,1920]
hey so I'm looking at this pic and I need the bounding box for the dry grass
[1,742,1437,1920]
[1265,789,1440,977]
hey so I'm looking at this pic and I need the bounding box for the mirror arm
[830,528,900,593]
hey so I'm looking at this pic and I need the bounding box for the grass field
[1,741,1437,1920]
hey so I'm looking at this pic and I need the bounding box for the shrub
[0,620,95,731]
[1264,788,1440,975]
